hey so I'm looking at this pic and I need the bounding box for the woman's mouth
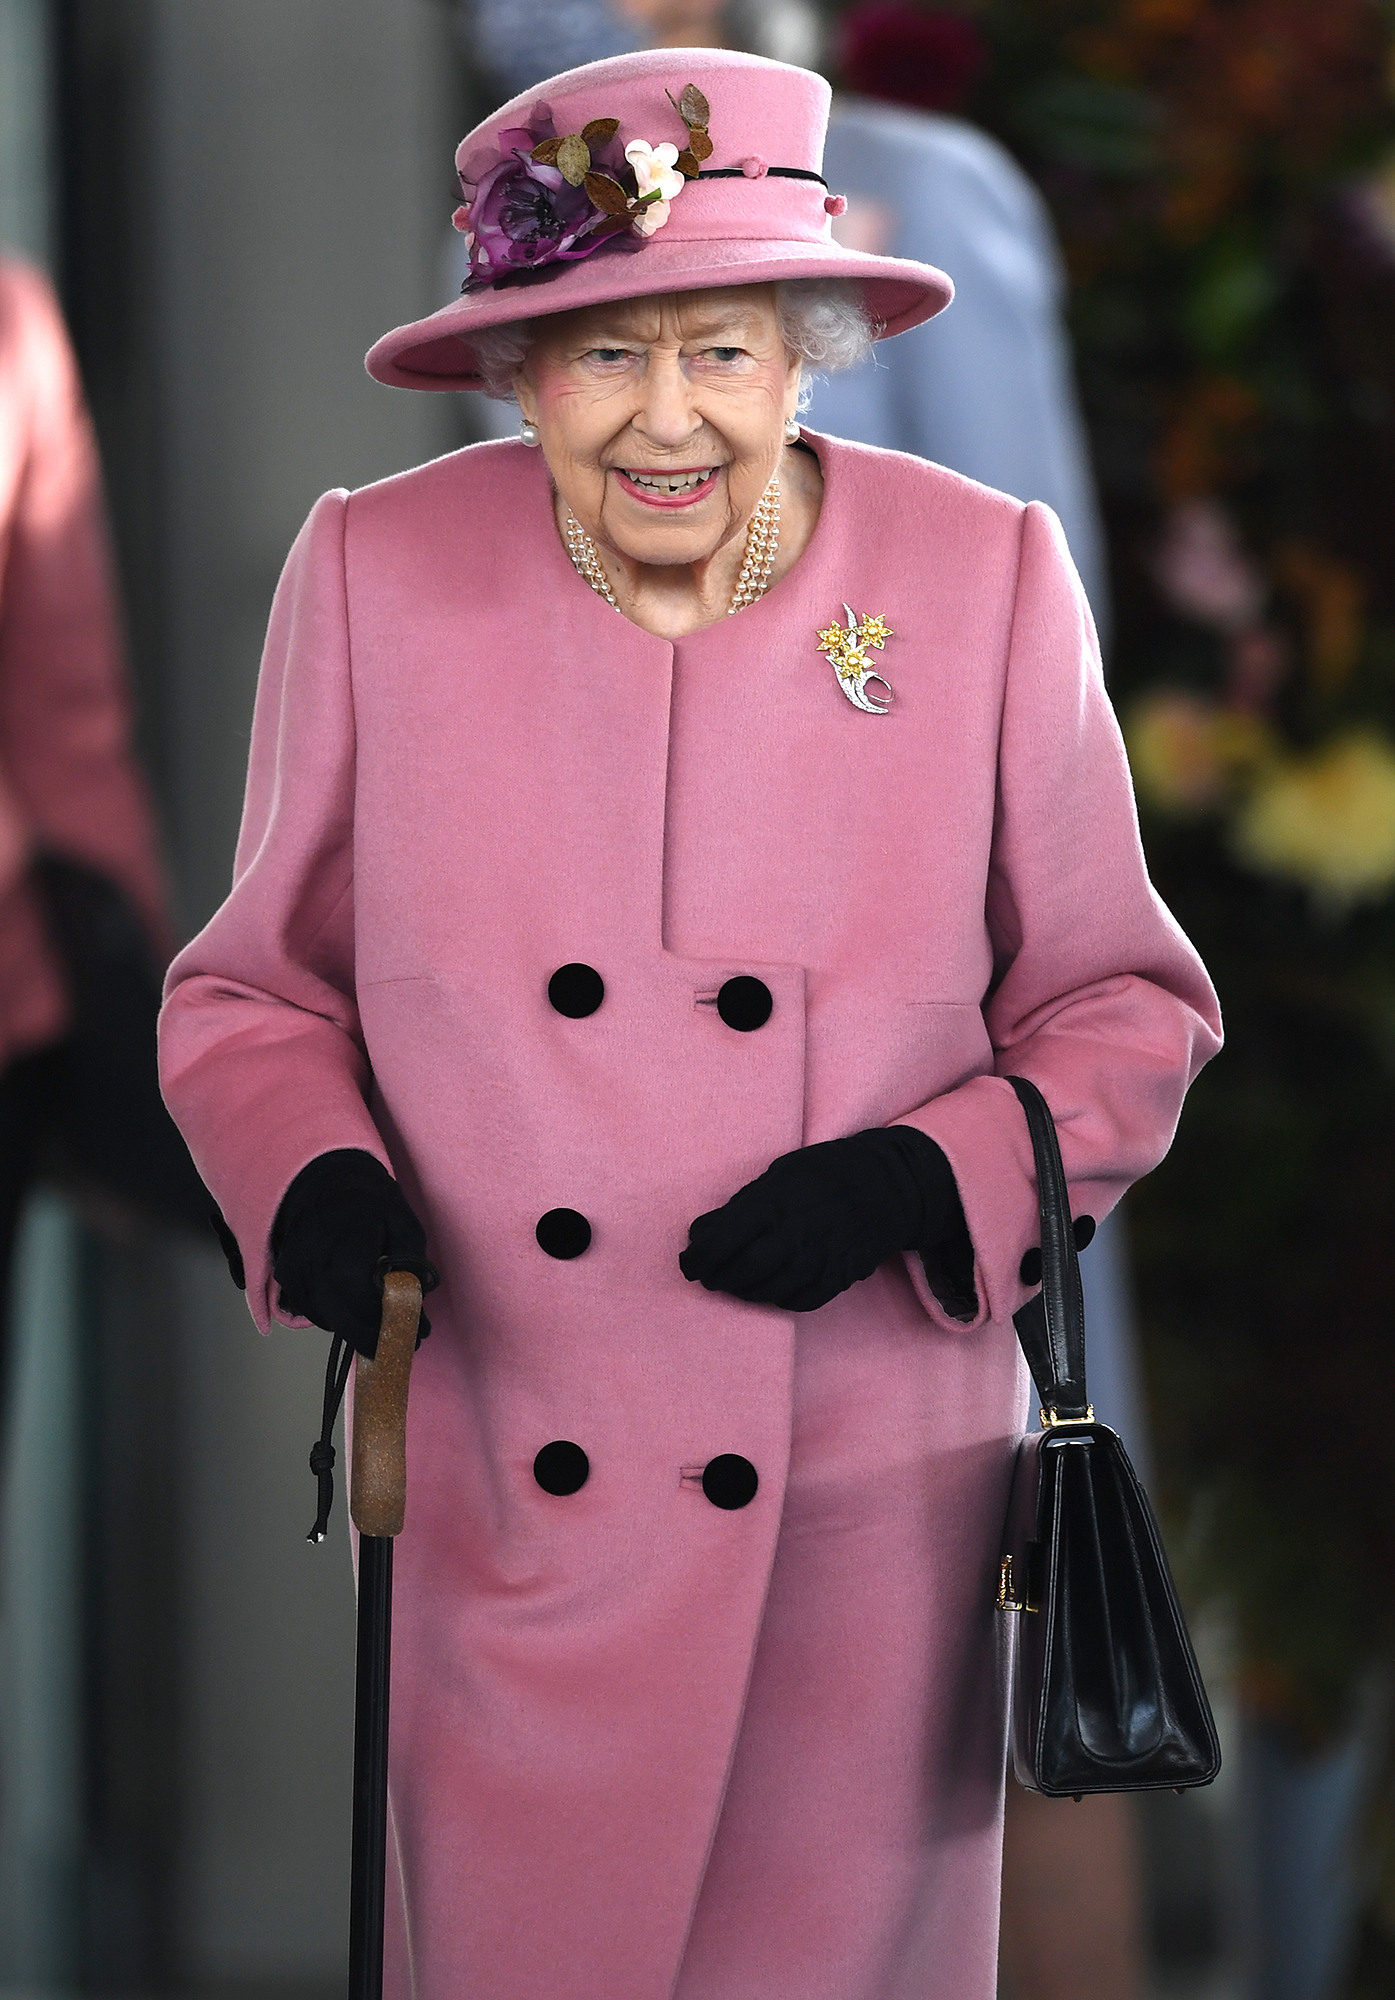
[614,466,721,507]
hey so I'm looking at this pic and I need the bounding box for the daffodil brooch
[816,606,894,713]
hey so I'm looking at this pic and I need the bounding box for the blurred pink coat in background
[0,256,168,1073]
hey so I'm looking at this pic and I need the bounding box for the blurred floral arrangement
[836,0,1395,1761]
[1129,492,1395,909]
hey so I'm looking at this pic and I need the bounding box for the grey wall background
[150,5,458,1982]
[0,0,52,262]
[151,2,461,936]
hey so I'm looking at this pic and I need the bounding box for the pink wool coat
[159,433,1220,2000]
[0,257,168,1069]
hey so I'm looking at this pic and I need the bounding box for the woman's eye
[587,348,633,364]
[704,347,745,363]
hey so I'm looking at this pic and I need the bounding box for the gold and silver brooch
[816,605,894,713]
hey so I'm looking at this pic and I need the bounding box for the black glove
[270,1148,438,1357]
[680,1125,976,1315]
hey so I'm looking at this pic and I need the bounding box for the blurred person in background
[461,5,1152,1996]
[471,0,817,95]
[159,40,1219,2000]
[812,4,1104,606]
[0,255,205,1380]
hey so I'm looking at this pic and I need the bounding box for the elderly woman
[159,47,1219,2000]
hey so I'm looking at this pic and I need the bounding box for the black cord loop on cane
[306,1260,436,1542]
[307,1334,354,1544]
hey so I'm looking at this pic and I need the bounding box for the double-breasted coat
[159,432,1221,2000]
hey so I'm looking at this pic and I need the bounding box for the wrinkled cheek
[530,393,610,527]
[538,377,627,458]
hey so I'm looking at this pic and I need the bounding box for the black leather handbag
[998,1075,1221,1797]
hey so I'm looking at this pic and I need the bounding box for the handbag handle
[1006,1076,1090,1422]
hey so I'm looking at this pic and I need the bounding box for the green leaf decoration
[583,171,633,216]
[581,117,619,144]
[556,134,592,185]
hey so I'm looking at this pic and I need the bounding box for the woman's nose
[632,354,702,449]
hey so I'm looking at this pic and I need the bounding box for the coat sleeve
[158,490,392,1330]
[894,500,1222,1334]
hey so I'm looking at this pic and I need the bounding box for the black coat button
[549,963,605,1018]
[534,1440,590,1495]
[1019,1215,1096,1286]
[716,976,773,1032]
[536,1208,592,1258]
[702,1454,759,1509]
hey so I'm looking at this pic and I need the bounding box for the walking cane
[327,1267,422,2000]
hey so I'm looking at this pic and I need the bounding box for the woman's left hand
[680,1126,968,1313]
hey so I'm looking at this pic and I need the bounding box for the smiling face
[512,286,802,571]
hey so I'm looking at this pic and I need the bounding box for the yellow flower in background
[1231,732,1395,908]
[1126,690,1272,813]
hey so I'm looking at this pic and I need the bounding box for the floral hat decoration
[367,47,953,392]
[456,84,709,282]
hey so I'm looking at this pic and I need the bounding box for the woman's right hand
[271,1148,437,1357]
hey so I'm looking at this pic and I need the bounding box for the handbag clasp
[1040,1405,1095,1429]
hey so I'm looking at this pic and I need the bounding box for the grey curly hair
[467,278,877,410]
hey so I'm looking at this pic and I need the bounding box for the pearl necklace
[563,476,781,618]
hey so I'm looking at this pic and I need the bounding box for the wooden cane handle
[350,1270,421,1539]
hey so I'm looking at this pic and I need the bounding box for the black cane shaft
[345,1272,419,1998]
[349,1534,394,2000]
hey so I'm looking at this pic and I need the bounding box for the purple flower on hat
[462,129,612,284]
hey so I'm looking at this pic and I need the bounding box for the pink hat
[366,46,953,392]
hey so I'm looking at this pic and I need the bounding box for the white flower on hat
[629,199,668,238]
[625,139,686,204]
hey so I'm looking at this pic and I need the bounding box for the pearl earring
[784,418,801,444]
[519,419,539,447]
